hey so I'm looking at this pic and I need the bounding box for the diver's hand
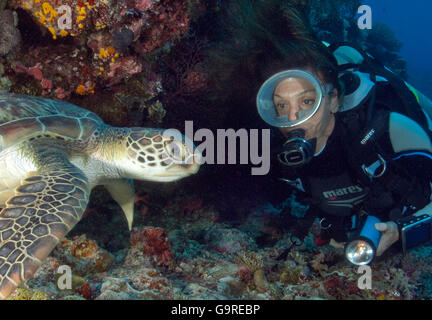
[329,238,345,249]
[375,221,399,256]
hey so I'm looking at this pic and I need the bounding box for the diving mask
[256,69,333,128]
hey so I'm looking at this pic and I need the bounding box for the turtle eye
[164,140,186,161]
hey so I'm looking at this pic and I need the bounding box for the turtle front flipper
[0,151,89,299]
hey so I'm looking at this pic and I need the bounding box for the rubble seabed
[9,195,432,301]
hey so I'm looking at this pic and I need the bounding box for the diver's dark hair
[206,0,341,104]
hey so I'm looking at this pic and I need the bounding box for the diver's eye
[303,99,315,106]
[276,103,286,109]
[300,99,315,110]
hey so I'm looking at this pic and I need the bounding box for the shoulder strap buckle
[361,153,387,179]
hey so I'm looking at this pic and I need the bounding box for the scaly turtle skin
[0,93,200,298]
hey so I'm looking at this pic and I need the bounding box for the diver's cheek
[303,124,318,140]
[310,117,329,139]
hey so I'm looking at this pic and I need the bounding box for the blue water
[360,0,432,98]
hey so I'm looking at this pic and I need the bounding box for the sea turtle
[0,93,200,298]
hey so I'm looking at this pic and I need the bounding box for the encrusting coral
[4,0,203,109]
[236,251,269,293]
[0,9,21,56]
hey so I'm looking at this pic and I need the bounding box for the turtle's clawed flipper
[0,151,89,298]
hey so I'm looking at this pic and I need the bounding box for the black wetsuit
[272,111,432,242]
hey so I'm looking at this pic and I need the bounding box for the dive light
[345,215,382,265]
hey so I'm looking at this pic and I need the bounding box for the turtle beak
[166,148,201,179]
[174,150,201,175]
[187,149,202,173]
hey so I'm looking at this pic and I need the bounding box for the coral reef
[0,9,21,56]
[129,226,173,267]
[52,234,114,276]
[235,251,269,293]
[307,0,361,44]
[18,197,432,300]
[178,196,204,216]
[158,35,209,108]
[9,0,193,46]
[305,0,407,78]
[7,287,51,300]
[203,227,257,254]
[96,273,173,300]
[0,62,12,92]
[366,22,403,54]
[363,22,407,78]
[3,0,205,126]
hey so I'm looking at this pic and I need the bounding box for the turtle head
[117,128,201,182]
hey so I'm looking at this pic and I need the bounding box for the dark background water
[362,0,432,98]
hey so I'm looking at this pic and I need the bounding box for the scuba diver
[256,41,432,264]
[205,0,432,264]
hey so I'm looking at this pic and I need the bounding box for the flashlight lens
[345,239,375,265]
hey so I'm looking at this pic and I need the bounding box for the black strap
[339,108,429,219]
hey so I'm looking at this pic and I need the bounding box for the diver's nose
[288,105,300,122]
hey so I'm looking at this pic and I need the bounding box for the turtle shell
[0,93,104,148]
